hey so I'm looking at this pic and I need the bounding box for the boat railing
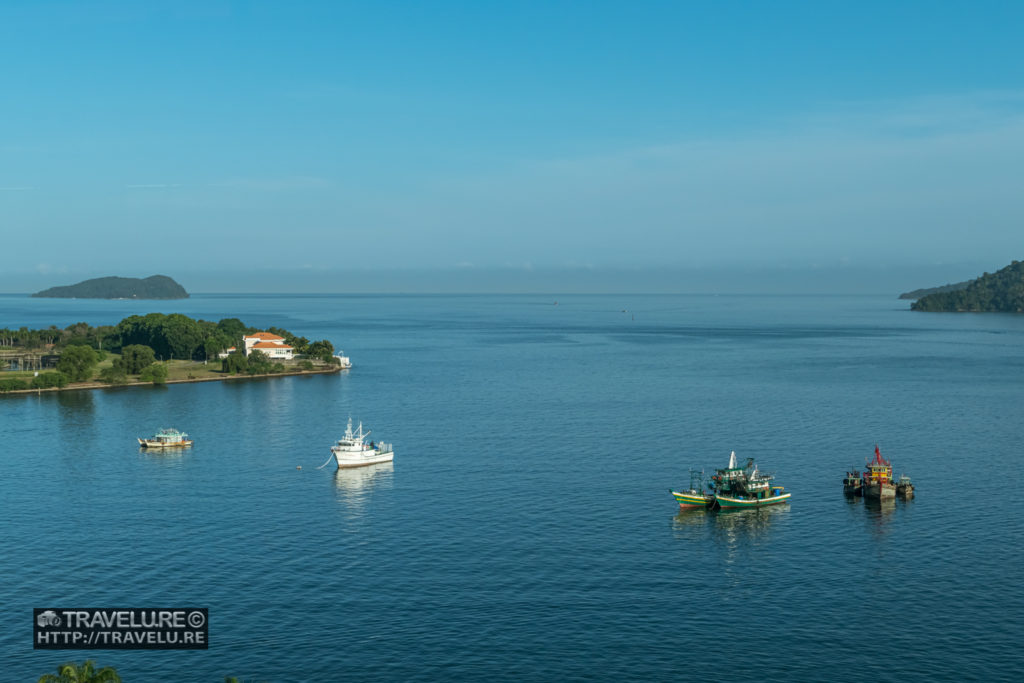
[375,442,393,454]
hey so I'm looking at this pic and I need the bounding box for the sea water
[2,293,1023,681]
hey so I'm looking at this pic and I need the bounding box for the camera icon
[37,610,61,628]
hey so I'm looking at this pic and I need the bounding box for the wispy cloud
[125,183,181,189]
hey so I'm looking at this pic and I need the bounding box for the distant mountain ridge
[32,275,189,299]
[911,261,1024,312]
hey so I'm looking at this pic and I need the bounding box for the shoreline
[0,365,343,396]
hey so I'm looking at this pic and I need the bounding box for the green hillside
[912,261,1024,312]
[32,275,189,299]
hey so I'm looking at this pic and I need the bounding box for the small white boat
[138,428,193,448]
[335,352,352,369]
[330,417,393,468]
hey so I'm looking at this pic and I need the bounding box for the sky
[2,1,1023,292]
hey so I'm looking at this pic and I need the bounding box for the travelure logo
[33,608,208,650]
[36,611,61,628]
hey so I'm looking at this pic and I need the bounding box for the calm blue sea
[2,293,1023,682]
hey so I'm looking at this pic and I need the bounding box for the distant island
[898,281,970,300]
[31,275,189,299]
[911,260,1024,312]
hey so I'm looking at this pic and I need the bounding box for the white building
[242,332,294,360]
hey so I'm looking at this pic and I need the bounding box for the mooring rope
[315,453,335,470]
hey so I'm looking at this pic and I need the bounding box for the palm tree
[37,660,121,683]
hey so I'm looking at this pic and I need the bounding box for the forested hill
[911,261,1024,312]
[32,275,189,299]
[898,281,970,300]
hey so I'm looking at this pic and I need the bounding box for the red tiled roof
[251,341,293,349]
[245,332,285,341]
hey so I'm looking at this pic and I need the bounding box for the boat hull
[715,493,791,509]
[138,439,193,448]
[863,483,896,499]
[671,490,713,509]
[333,450,395,468]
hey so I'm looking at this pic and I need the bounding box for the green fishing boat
[715,489,790,509]
[708,452,791,510]
[670,469,714,509]
[671,452,791,511]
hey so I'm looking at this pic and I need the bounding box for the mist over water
[3,293,1023,681]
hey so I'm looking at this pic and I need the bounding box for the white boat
[138,428,192,448]
[330,417,394,468]
[335,352,352,369]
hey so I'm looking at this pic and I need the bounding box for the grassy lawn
[2,369,52,380]
[164,359,229,380]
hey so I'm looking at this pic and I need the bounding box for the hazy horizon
[3,3,1023,286]
[0,261,1000,296]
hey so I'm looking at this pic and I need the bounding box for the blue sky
[2,1,1023,291]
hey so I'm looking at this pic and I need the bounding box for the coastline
[0,365,343,396]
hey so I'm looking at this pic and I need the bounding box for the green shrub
[246,350,272,375]
[221,353,248,375]
[139,363,168,385]
[300,359,314,371]
[0,378,28,392]
[30,372,69,389]
[99,366,128,385]
[36,659,121,682]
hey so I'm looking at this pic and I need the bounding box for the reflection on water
[671,504,788,540]
[863,498,897,535]
[713,506,788,579]
[671,505,790,584]
[55,390,94,412]
[54,391,95,430]
[138,446,188,467]
[712,505,787,543]
[52,391,96,451]
[670,507,712,533]
[333,462,394,514]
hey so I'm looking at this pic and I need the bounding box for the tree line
[2,314,334,361]
[912,260,1024,312]
[0,321,116,350]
